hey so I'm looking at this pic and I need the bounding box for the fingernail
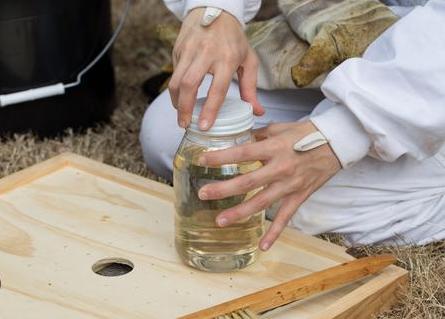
[217,217,228,227]
[261,242,270,251]
[179,119,186,128]
[199,189,208,200]
[200,120,209,130]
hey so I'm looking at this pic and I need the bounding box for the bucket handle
[0,0,132,108]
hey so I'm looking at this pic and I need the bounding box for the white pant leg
[139,75,445,245]
[140,87,184,181]
[293,150,445,245]
[139,74,323,180]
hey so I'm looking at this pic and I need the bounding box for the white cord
[65,0,132,89]
[0,0,131,107]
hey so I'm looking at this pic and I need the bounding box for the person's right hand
[168,8,264,130]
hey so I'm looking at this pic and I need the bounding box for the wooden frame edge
[313,265,409,319]
[0,152,174,201]
[0,152,71,194]
[0,152,410,318]
[61,152,174,202]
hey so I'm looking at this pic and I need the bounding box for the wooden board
[0,153,407,318]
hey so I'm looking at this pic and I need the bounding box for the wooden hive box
[0,153,407,318]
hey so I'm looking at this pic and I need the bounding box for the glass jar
[173,97,265,272]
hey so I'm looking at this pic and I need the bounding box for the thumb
[291,28,338,87]
[238,49,265,116]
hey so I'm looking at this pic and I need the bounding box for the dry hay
[321,234,445,318]
[0,0,174,183]
[0,0,443,318]
[352,243,445,318]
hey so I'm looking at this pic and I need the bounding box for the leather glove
[279,0,398,87]
[245,16,312,90]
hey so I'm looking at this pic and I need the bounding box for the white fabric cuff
[310,99,371,169]
[183,0,245,25]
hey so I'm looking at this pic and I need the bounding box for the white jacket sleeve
[310,0,445,168]
[163,0,261,25]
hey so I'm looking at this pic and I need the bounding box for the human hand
[168,8,264,130]
[197,121,341,250]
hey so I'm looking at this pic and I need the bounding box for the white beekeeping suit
[163,0,261,25]
[143,0,445,245]
[163,0,444,167]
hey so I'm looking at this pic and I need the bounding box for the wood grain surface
[0,153,408,319]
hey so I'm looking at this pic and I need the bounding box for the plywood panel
[0,153,407,318]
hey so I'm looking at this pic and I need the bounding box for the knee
[139,97,181,181]
[140,107,163,176]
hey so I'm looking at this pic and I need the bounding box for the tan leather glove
[279,0,398,87]
[246,16,311,90]
[157,0,397,90]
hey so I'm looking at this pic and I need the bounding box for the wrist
[200,7,223,26]
[183,1,245,26]
[186,7,243,29]
[292,121,341,170]
[293,120,319,138]
[310,100,371,168]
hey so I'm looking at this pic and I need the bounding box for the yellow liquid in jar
[173,146,264,272]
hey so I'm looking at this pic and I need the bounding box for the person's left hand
[197,121,341,251]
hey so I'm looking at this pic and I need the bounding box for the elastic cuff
[310,99,371,169]
[184,0,245,25]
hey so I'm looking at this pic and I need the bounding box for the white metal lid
[188,97,254,136]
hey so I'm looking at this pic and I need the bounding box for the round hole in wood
[92,258,134,277]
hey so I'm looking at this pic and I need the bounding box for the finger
[198,64,235,130]
[252,126,269,142]
[199,164,278,200]
[172,48,179,67]
[252,126,272,141]
[177,56,212,127]
[216,182,283,227]
[168,51,194,112]
[199,139,272,167]
[238,49,264,116]
[291,34,337,87]
[259,194,302,251]
[252,123,294,140]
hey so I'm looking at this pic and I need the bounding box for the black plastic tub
[0,0,116,137]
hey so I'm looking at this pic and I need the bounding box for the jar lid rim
[189,97,254,136]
